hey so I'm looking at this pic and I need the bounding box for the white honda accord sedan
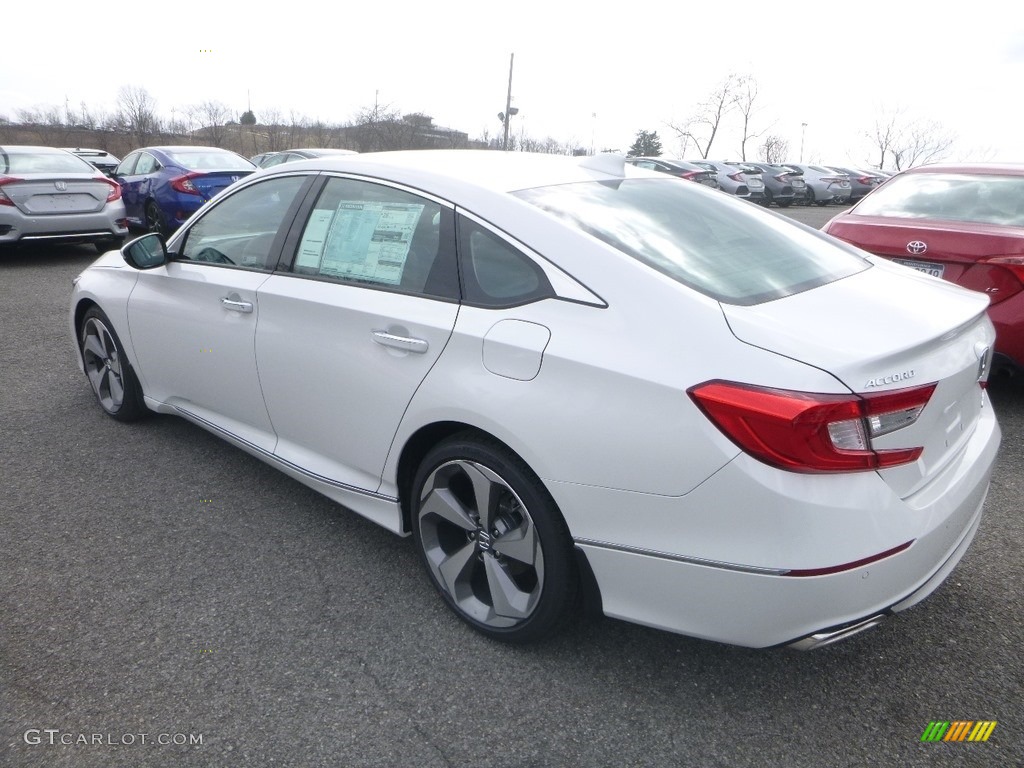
[69,151,1001,649]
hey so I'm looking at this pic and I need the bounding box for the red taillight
[773,174,788,183]
[821,176,844,184]
[680,171,701,181]
[727,171,744,182]
[857,176,873,185]
[0,175,21,206]
[170,172,204,196]
[688,380,936,473]
[99,177,121,202]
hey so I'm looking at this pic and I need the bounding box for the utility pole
[502,53,515,151]
[800,122,808,163]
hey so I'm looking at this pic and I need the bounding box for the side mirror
[122,233,168,270]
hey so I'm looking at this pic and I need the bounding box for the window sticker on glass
[300,200,424,285]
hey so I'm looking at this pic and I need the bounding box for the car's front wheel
[411,435,578,643]
[79,306,147,422]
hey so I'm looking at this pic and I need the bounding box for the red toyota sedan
[824,164,1024,377]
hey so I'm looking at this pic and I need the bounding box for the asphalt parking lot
[2,206,1022,767]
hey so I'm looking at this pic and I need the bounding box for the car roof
[261,150,644,196]
[903,163,1024,176]
[1,145,78,154]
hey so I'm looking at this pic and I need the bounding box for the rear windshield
[165,150,254,171]
[515,178,868,305]
[0,149,94,174]
[853,172,1024,227]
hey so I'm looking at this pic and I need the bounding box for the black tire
[760,189,773,207]
[805,188,816,205]
[79,306,147,422]
[94,237,123,254]
[778,200,793,208]
[145,201,167,237]
[411,434,578,643]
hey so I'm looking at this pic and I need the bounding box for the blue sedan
[113,146,255,235]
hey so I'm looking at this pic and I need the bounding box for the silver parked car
[257,148,358,168]
[770,163,851,206]
[0,145,128,252]
[62,147,121,177]
[688,159,765,200]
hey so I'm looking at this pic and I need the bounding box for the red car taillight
[99,177,121,202]
[0,175,21,206]
[170,172,204,196]
[727,171,745,182]
[688,380,936,473]
[821,176,844,184]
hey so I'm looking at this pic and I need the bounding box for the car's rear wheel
[760,189,773,207]
[806,188,816,205]
[145,201,167,237]
[778,199,792,208]
[411,435,577,643]
[79,307,147,422]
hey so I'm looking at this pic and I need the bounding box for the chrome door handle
[221,297,253,314]
[372,330,428,354]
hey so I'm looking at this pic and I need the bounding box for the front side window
[853,172,1024,227]
[115,153,139,176]
[291,177,458,299]
[178,176,307,270]
[133,153,158,175]
[515,178,868,306]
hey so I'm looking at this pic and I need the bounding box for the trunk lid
[721,260,994,497]
[187,170,253,201]
[2,175,112,214]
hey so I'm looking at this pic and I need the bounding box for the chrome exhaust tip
[787,613,888,651]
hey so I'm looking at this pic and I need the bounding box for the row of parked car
[0,144,364,254]
[626,156,897,208]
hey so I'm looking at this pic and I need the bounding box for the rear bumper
[561,398,1000,648]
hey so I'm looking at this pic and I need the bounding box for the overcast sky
[4,1,1022,167]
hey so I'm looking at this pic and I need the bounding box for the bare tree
[116,85,160,146]
[733,75,767,161]
[668,73,741,159]
[867,108,954,170]
[760,135,789,164]
[867,110,902,170]
[191,100,232,146]
[891,120,955,170]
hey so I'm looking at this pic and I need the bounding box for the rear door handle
[372,330,428,354]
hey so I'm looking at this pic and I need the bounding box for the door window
[178,176,307,270]
[291,177,458,300]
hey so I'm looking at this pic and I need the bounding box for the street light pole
[800,122,808,163]
[502,53,515,151]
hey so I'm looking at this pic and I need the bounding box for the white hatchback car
[69,151,1001,648]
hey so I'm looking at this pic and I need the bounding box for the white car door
[126,175,311,451]
[255,176,461,492]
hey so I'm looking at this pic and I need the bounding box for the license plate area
[893,258,945,278]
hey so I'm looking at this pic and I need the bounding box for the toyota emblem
[906,240,928,255]
[54,181,68,192]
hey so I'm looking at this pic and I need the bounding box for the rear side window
[515,178,868,306]
[853,172,1024,227]
[457,217,553,307]
[0,149,94,174]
